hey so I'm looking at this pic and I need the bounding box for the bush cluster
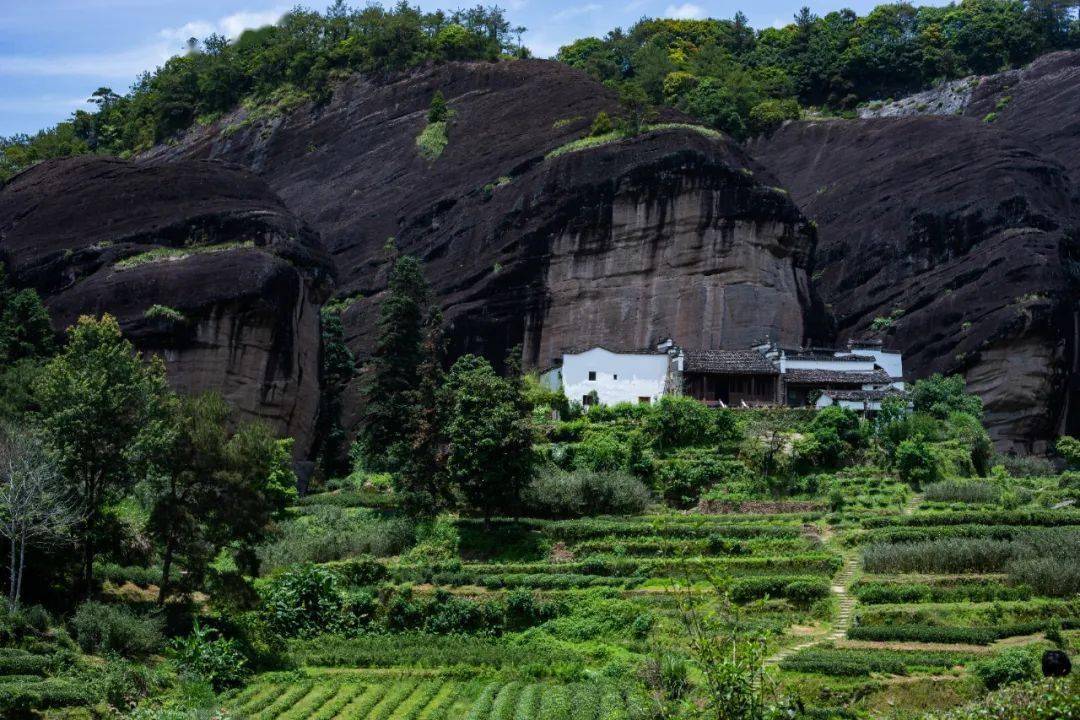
[728,575,830,607]
[70,602,163,658]
[521,468,651,518]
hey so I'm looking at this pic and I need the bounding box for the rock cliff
[146,60,821,373]
[748,110,1079,452]
[0,156,333,456]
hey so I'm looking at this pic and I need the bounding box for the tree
[0,264,53,368]
[314,303,355,479]
[34,315,171,595]
[1058,435,1080,468]
[427,91,449,123]
[910,373,983,419]
[0,426,75,607]
[896,437,939,489]
[358,256,437,472]
[146,393,297,605]
[396,309,451,514]
[443,355,534,523]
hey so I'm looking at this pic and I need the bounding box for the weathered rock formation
[749,108,1080,451]
[146,60,822,375]
[0,156,333,456]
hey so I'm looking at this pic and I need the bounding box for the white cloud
[664,3,705,19]
[159,8,287,44]
[552,3,601,21]
[0,8,288,79]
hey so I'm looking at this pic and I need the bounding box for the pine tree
[396,306,451,514]
[427,91,449,123]
[314,304,355,480]
[358,256,434,472]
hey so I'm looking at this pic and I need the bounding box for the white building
[541,338,905,413]
[540,346,674,407]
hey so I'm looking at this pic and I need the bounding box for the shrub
[521,468,651,518]
[427,91,449,123]
[416,121,448,160]
[656,452,753,506]
[590,111,614,136]
[171,622,248,691]
[645,396,716,450]
[974,647,1041,690]
[143,304,186,323]
[261,564,345,639]
[862,538,1017,573]
[1007,556,1080,597]
[70,602,163,658]
[925,481,1001,504]
[729,576,829,606]
[896,438,939,488]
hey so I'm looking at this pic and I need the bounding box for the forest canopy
[1,1,1078,175]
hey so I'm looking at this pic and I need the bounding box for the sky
[0,0,947,137]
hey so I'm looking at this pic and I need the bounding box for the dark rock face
[146,60,820,373]
[749,112,1080,452]
[0,156,333,456]
[965,50,1080,183]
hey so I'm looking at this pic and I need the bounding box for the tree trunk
[8,532,16,607]
[15,530,25,608]
[82,536,95,599]
[157,541,175,608]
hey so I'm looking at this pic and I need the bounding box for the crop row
[227,676,633,720]
[861,510,1080,529]
[391,554,843,584]
[779,645,980,677]
[851,580,1031,604]
[846,619,1079,645]
[567,537,815,558]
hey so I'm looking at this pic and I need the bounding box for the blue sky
[1,0,946,136]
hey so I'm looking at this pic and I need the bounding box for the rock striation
[749,109,1079,452]
[0,156,333,456]
[146,59,821,376]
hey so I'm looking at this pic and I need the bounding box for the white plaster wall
[562,348,669,406]
[786,358,877,372]
[852,349,904,379]
[816,396,883,412]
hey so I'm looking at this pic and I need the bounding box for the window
[613,374,618,380]
[582,394,596,406]
[588,371,597,381]
[638,396,651,404]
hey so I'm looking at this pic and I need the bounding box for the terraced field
[225,672,636,720]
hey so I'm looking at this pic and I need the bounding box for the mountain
[748,50,1080,453]
[4,54,1077,455]
[140,59,822,417]
[0,156,333,456]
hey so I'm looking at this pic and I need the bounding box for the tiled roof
[684,350,778,375]
[784,349,876,361]
[820,388,904,401]
[784,368,893,385]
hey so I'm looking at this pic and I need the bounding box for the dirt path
[763,553,859,669]
[903,492,924,515]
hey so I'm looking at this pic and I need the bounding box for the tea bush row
[288,633,593,678]
[851,580,1031,604]
[779,645,978,676]
[729,575,830,607]
[846,620,1074,645]
[861,510,1080,528]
